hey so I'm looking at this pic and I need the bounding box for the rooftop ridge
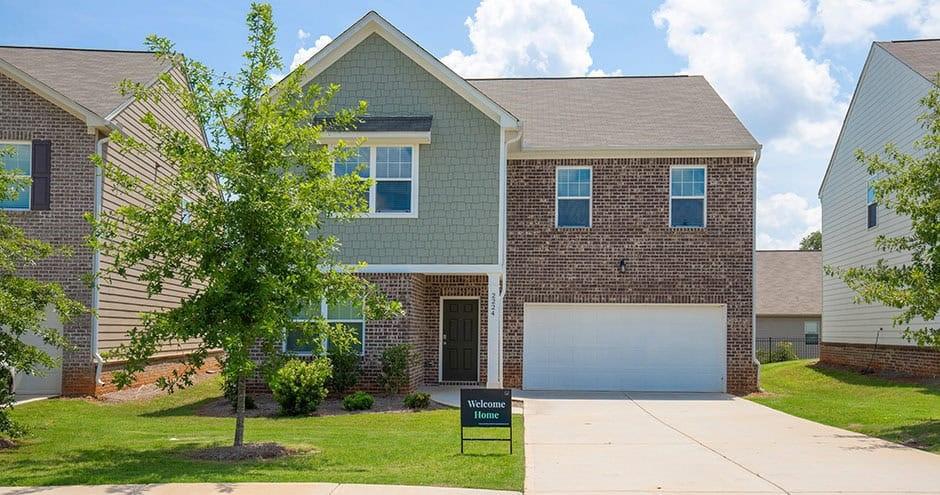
[0,45,154,54]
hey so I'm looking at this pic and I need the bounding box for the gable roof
[469,76,759,152]
[755,250,822,316]
[876,39,940,83]
[290,11,518,129]
[0,46,167,128]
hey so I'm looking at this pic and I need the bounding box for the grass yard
[750,359,940,452]
[0,379,524,490]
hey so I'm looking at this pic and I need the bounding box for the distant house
[0,46,208,398]
[755,250,822,358]
[819,39,940,376]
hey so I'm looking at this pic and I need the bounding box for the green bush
[0,367,25,439]
[758,341,799,364]
[221,372,256,410]
[342,391,374,411]
[403,391,431,410]
[268,358,331,415]
[327,347,361,395]
[378,344,415,395]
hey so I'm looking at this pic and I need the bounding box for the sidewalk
[0,483,521,495]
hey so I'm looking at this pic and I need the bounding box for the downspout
[497,127,523,386]
[751,145,763,389]
[91,137,108,385]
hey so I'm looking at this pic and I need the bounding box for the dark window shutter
[31,140,51,210]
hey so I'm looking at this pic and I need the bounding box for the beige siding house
[819,39,940,375]
[0,46,207,397]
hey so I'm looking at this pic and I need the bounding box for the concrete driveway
[522,391,940,494]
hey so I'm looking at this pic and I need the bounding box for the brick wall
[97,354,223,394]
[504,157,758,394]
[821,341,940,377]
[0,73,97,395]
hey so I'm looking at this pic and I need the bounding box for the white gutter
[751,145,763,388]
[92,136,109,385]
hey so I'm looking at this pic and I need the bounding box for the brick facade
[821,341,940,377]
[0,72,97,396]
[504,157,758,394]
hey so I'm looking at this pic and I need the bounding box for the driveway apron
[522,391,940,494]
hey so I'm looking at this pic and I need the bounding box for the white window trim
[0,140,32,211]
[555,165,592,228]
[282,298,366,357]
[669,165,707,229]
[332,143,419,219]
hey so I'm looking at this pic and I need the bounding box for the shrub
[403,391,431,410]
[327,347,361,395]
[378,344,415,395]
[0,367,25,439]
[268,358,331,415]
[221,372,256,410]
[342,391,374,411]
[758,341,799,364]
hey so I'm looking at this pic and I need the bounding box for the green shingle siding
[313,33,500,265]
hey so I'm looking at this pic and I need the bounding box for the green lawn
[750,360,940,452]
[0,380,523,490]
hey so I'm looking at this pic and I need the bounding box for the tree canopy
[799,231,821,251]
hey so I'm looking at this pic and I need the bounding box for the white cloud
[289,34,332,71]
[768,101,848,154]
[908,0,940,37]
[441,0,619,77]
[815,0,919,45]
[756,192,821,249]
[297,28,311,40]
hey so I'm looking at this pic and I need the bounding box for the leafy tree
[826,80,940,347]
[0,147,86,439]
[799,230,821,251]
[90,3,400,447]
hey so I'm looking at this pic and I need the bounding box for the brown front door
[441,299,479,382]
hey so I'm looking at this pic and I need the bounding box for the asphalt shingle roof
[0,46,168,118]
[877,39,940,83]
[469,75,758,151]
[756,250,822,316]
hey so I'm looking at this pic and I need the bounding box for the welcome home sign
[460,388,512,454]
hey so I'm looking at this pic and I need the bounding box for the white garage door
[523,304,727,392]
[11,307,63,399]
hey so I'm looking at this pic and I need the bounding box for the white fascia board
[355,264,502,274]
[510,145,760,160]
[319,131,431,144]
[0,59,113,132]
[289,12,519,129]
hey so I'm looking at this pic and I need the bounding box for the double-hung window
[0,142,31,210]
[556,166,591,228]
[284,299,365,356]
[804,320,820,345]
[867,176,877,228]
[333,145,417,217]
[670,166,706,228]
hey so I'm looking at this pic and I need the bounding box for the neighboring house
[755,250,822,358]
[0,46,208,398]
[277,12,761,394]
[819,39,940,376]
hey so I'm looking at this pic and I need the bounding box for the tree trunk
[233,375,246,447]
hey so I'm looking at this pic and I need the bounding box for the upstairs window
[556,167,591,228]
[670,166,706,228]
[867,177,877,228]
[333,145,417,217]
[0,142,31,210]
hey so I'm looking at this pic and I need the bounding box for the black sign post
[460,388,513,454]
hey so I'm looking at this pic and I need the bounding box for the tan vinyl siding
[98,67,206,357]
[820,45,939,347]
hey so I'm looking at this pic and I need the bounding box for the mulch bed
[185,442,306,462]
[99,370,219,403]
[197,392,444,418]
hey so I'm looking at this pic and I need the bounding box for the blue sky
[3,0,938,248]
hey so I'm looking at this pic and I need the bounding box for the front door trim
[438,296,481,383]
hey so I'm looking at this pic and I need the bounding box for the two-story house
[287,12,760,394]
[0,46,208,398]
[819,39,940,376]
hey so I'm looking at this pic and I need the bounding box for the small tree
[799,230,821,251]
[827,79,940,347]
[90,3,400,447]
[0,147,85,439]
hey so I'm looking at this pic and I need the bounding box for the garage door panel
[523,304,726,392]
